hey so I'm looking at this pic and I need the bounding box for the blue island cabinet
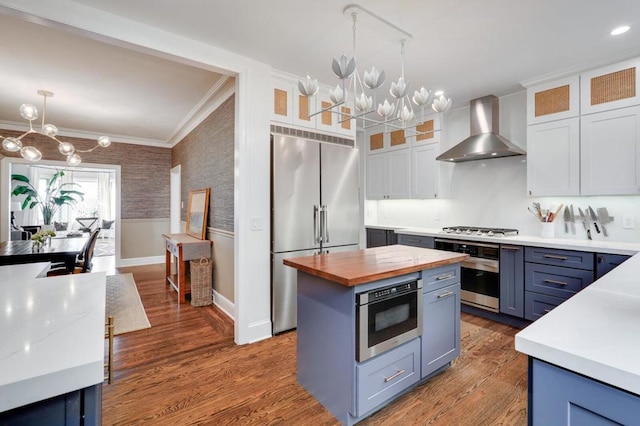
[297,263,461,425]
[0,384,101,425]
[530,359,640,425]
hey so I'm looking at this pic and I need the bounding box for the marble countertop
[515,252,640,396]
[372,225,640,255]
[0,263,106,412]
[284,245,468,286]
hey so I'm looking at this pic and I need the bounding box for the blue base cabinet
[530,358,640,425]
[500,245,524,317]
[0,384,101,426]
[422,283,460,378]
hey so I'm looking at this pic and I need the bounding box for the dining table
[0,237,88,272]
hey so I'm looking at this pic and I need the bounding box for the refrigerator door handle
[313,204,320,244]
[323,205,330,244]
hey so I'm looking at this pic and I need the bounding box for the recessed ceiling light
[611,25,630,36]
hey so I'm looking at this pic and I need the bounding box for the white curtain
[98,172,112,222]
[22,166,40,226]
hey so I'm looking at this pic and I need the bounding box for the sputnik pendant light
[298,4,451,134]
[0,90,112,166]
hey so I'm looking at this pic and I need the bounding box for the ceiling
[1,0,640,147]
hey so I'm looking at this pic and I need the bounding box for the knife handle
[593,222,600,233]
[587,229,592,240]
[564,222,568,233]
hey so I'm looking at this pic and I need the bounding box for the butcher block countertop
[283,245,469,286]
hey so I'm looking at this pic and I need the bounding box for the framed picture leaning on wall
[186,188,210,240]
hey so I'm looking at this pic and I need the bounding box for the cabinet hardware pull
[543,309,551,313]
[384,369,405,383]
[502,245,520,250]
[436,274,453,281]
[543,254,568,260]
[544,279,568,286]
[437,291,454,298]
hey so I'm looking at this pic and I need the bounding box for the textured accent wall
[172,95,234,232]
[1,130,171,219]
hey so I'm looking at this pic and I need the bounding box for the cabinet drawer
[397,234,434,248]
[525,247,594,270]
[524,291,565,321]
[421,264,460,293]
[525,263,593,298]
[355,338,420,417]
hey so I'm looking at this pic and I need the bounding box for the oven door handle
[461,257,499,273]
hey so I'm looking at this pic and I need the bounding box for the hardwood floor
[100,262,528,425]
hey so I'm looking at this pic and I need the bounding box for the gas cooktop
[441,226,519,237]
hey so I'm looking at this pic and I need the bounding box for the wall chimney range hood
[436,95,525,162]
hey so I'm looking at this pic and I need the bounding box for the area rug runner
[106,273,151,335]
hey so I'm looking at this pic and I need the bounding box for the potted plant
[11,170,84,228]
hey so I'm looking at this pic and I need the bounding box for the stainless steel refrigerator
[271,133,360,334]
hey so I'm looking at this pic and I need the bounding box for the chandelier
[0,90,111,166]
[298,4,452,134]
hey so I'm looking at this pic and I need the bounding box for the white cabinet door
[580,57,640,115]
[366,153,389,199]
[366,149,411,200]
[412,143,439,199]
[388,149,412,199]
[527,117,580,196]
[527,75,580,125]
[581,105,640,195]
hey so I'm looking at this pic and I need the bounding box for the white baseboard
[213,289,235,321]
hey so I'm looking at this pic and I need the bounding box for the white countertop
[515,252,640,396]
[379,226,640,255]
[0,263,106,412]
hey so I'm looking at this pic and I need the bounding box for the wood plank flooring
[101,263,528,425]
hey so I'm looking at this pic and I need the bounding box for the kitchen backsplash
[365,92,640,243]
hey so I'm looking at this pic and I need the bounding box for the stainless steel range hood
[436,95,525,162]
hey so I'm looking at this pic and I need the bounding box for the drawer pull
[437,291,454,299]
[436,274,454,281]
[544,279,568,286]
[543,309,551,314]
[502,245,520,251]
[543,254,568,261]
[384,369,405,383]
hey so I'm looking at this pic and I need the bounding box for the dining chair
[47,228,101,276]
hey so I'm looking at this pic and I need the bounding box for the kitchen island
[284,245,468,425]
[0,262,106,424]
[515,252,640,424]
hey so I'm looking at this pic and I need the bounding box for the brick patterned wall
[172,95,234,232]
[1,130,171,219]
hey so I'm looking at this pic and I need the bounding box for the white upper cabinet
[527,75,580,125]
[526,56,640,196]
[527,117,580,196]
[271,72,355,138]
[366,149,411,200]
[580,105,640,195]
[412,143,440,199]
[581,58,640,116]
[272,77,294,124]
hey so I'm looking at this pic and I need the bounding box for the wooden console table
[161,233,213,303]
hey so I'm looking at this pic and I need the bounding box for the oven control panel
[358,280,422,305]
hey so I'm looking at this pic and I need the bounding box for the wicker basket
[190,257,213,307]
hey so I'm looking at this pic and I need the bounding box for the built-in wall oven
[435,239,500,313]
[356,279,423,362]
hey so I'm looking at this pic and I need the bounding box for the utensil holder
[540,222,555,239]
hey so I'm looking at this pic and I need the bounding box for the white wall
[366,91,640,243]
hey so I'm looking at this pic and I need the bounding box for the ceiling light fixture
[611,25,630,36]
[298,4,451,134]
[0,90,111,166]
